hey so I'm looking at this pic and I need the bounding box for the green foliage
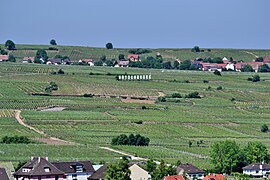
[203,57,223,64]
[45,82,58,93]
[106,158,131,180]
[191,46,201,53]
[210,140,241,174]
[151,160,176,180]
[173,60,180,69]
[94,60,103,66]
[50,39,57,46]
[180,60,194,70]
[106,42,113,49]
[15,161,27,171]
[186,92,200,98]
[58,69,65,74]
[2,136,31,144]
[35,49,48,63]
[243,142,269,164]
[241,65,254,72]
[255,57,263,62]
[157,96,166,102]
[5,40,16,50]
[258,64,270,72]
[261,124,269,133]
[0,47,8,55]
[118,54,125,60]
[232,172,250,180]
[213,70,221,76]
[111,134,150,146]
[83,93,94,97]
[247,75,260,82]
[128,48,151,54]
[8,54,16,62]
[100,55,106,62]
[217,86,222,90]
[171,93,182,98]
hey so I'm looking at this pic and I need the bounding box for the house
[79,59,94,66]
[243,162,270,178]
[13,157,66,180]
[201,63,226,72]
[0,168,9,180]
[128,54,140,62]
[46,59,71,65]
[222,57,229,64]
[163,175,184,180]
[176,163,205,179]
[129,164,150,180]
[203,174,224,180]
[0,55,9,62]
[52,161,95,180]
[23,56,35,63]
[225,63,235,71]
[88,165,107,180]
[115,60,129,67]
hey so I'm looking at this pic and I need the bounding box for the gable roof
[163,175,185,180]
[13,157,65,177]
[52,160,95,174]
[177,163,205,174]
[47,58,62,64]
[0,168,9,180]
[88,165,107,180]
[243,162,270,170]
[128,54,139,59]
[0,55,9,60]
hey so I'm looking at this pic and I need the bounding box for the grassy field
[1,61,270,170]
[1,44,270,62]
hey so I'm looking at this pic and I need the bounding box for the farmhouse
[52,161,95,180]
[0,55,9,62]
[13,157,66,180]
[23,56,35,63]
[243,162,270,178]
[176,163,205,179]
[128,54,140,61]
[0,168,9,180]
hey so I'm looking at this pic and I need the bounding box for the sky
[1,0,270,49]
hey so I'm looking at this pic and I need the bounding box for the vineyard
[1,63,270,169]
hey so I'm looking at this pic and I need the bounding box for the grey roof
[47,58,62,64]
[118,60,129,66]
[177,163,205,174]
[243,163,270,170]
[13,157,65,177]
[0,168,9,180]
[52,161,95,174]
[88,165,107,180]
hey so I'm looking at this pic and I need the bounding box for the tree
[118,54,125,60]
[35,49,48,63]
[94,60,103,66]
[106,158,131,180]
[180,60,192,70]
[152,160,176,180]
[162,62,172,69]
[191,46,200,53]
[210,140,241,174]
[213,70,221,76]
[145,159,157,174]
[261,124,269,133]
[241,65,254,72]
[105,59,114,66]
[8,55,16,62]
[106,42,113,49]
[5,40,16,50]
[247,75,260,82]
[50,39,57,46]
[243,142,269,164]
[258,64,270,72]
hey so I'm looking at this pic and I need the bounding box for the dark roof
[177,163,205,174]
[13,157,65,177]
[0,168,9,180]
[88,165,107,180]
[52,161,95,174]
[243,163,270,170]
[47,58,62,64]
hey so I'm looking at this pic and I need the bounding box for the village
[1,156,269,180]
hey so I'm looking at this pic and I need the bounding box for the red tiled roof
[0,55,9,60]
[203,174,224,180]
[80,59,93,63]
[128,54,139,59]
[163,175,185,180]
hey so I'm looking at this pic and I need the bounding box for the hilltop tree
[50,39,57,46]
[35,49,48,63]
[191,46,200,53]
[106,42,113,49]
[5,40,16,50]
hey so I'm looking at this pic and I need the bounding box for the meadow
[0,59,270,170]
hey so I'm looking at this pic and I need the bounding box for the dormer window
[44,167,51,172]
[76,165,83,173]
[22,168,31,172]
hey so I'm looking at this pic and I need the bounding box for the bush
[48,47,58,51]
[158,96,166,102]
[248,75,260,82]
[217,86,223,90]
[261,124,269,133]
[142,106,147,110]
[45,82,58,93]
[83,93,94,97]
[2,136,31,144]
[111,134,150,146]
[203,80,209,83]
[128,48,151,54]
[58,69,65,74]
[171,93,182,98]
[186,92,200,98]
[213,70,221,76]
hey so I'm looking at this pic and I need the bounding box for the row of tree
[111,134,150,146]
[1,136,31,144]
[211,140,269,174]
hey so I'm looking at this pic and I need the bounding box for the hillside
[1,62,270,169]
[1,44,270,62]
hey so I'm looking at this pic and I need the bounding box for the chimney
[31,157,34,160]
[38,157,41,163]
[45,157,48,161]
[260,163,263,170]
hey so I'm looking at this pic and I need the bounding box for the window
[44,167,50,172]
[76,166,83,173]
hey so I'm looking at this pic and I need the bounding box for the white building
[243,162,270,178]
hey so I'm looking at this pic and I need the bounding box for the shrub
[213,70,221,76]
[45,82,58,93]
[83,93,94,97]
[48,47,58,51]
[171,93,182,98]
[186,92,200,98]
[217,86,223,90]
[261,124,269,133]
[142,106,147,110]
[58,69,65,74]
[158,96,166,102]
[203,80,209,83]
[2,136,31,144]
[248,75,260,82]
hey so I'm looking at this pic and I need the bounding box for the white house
[52,161,95,180]
[243,162,270,178]
[176,163,205,180]
[226,63,235,71]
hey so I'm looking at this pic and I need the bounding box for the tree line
[111,134,150,146]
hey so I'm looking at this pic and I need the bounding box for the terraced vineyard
[1,62,270,169]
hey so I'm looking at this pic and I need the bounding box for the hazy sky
[1,0,270,49]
